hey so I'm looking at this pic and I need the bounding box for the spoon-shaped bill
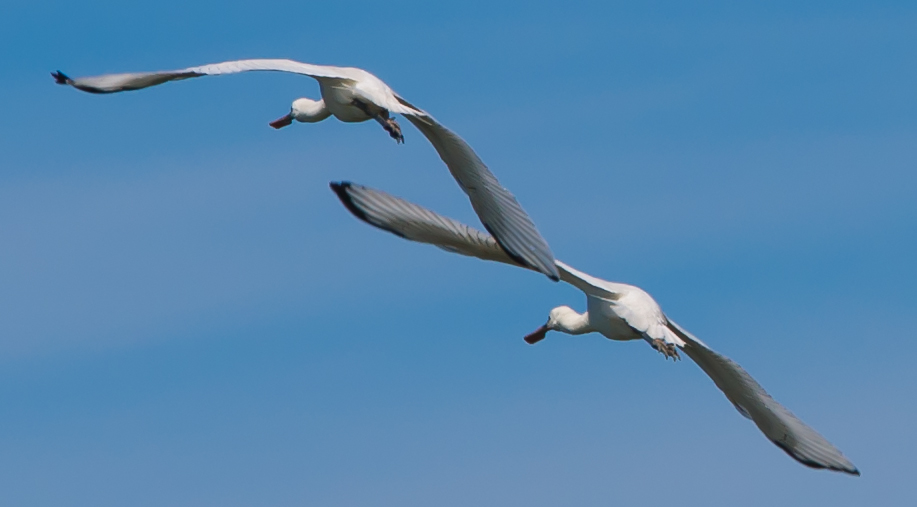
[269,113,294,129]
[524,323,549,344]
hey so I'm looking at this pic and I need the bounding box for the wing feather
[666,318,859,475]
[331,183,618,298]
[53,59,357,94]
[555,261,622,300]
[51,59,422,115]
[330,182,519,265]
[402,114,559,281]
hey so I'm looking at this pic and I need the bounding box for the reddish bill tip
[524,324,549,345]
[269,113,294,129]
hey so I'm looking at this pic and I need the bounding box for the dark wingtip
[329,181,407,239]
[330,181,367,223]
[771,439,860,476]
[834,463,861,476]
[51,71,71,85]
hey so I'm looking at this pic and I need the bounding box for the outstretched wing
[402,113,559,281]
[52,59,355,93]
[331,182,609,296]
[51,59,422,116]
[666,318,859,475]
[331,181,522,266]
[55,59,555,279]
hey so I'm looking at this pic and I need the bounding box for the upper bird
[52,59,416,142]
[52,58,559,280]
[330,181,860,476]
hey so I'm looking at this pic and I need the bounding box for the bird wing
[53,59,354,93]
[401,113,559,281]
[554,261,621,300]
[330,182,521,266]
[666,318,859,475]
[51,58,422,116]
[331,182,617,297]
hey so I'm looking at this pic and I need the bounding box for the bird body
[317,73,398,122]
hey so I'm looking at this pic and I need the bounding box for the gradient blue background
[1,1,914,505]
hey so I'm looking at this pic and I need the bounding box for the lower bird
[330,181,859,476]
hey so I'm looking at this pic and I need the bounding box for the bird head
[269,98,328,129]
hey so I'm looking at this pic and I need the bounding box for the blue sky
[1,1,915,505]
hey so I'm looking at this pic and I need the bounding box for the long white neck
[551,307,593,335]
[292,98,332,123]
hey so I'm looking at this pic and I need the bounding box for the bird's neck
[554,310,593,335]
[295,99,332,123]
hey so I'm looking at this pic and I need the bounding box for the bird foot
[353,99,405,144]
[651,338,680,361]
[382,117,404,144]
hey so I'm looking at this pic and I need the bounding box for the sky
[1,1,915,505]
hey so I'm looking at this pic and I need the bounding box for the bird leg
[650,338,680,361]
[352,99,404,144]
[378,115,404,144]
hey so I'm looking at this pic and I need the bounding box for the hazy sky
[1,1,915,505]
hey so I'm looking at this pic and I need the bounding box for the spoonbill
[329,181,859,475]
[52,58,559,280]
[52,59,416,142]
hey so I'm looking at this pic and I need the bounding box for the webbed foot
[352,99,405,144]
[651,338,680,361]
[382,117,404,144]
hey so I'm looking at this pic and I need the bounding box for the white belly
[587,297,644,342]
[319,81,373,123]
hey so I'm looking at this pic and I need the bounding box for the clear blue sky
[1,1,915,505]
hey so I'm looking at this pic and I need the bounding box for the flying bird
[330,181,859,475]
[52,59,415,142]
[52,58,559,280]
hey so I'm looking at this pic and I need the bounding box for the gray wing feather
[52,70,200,94]
[331,183,618,299]
[402,114,559,281]
[330,182,521,266]
[666,318,859,475]
[51,59,423,115]
[52,59,359,94]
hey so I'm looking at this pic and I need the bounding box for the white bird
[52,58,559,280]
[52,59,416,142]
[330,181,860,475]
